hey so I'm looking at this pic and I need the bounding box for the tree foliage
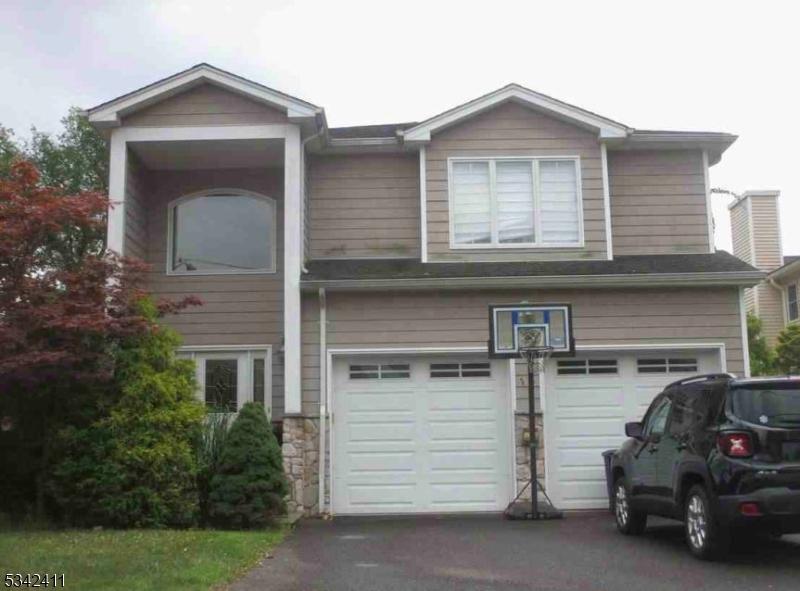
[47,299,205,528]
[747,313,776,376]
[209,403,287,529]
[775,323,800,375]
[0,160,199,519]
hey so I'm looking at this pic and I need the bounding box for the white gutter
[317,287,328,515]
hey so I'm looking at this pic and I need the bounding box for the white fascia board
[300,271,765,291]
[88,65,320,127]
[402,85,630,144]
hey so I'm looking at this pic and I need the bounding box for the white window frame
[178,345,272,414]
[166,188,277,276]
[447,155,584,250]
[788,283,799,323]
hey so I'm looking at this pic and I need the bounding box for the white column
[283,125,303,415]
[107,130,127,255]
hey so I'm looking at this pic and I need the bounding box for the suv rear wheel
[614,477,647,535]
[684,485,729,560]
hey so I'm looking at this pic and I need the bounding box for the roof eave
[768,259,800,282]
[300,271,765,292]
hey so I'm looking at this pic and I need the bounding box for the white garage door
[332,355,513,514]
[543,349,721,510]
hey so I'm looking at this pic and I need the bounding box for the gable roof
[400,83,632,143]
[86,63,324,128]
[768,255,800,282]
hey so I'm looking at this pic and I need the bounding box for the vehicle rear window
[730,383,800,427]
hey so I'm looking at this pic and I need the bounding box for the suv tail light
[717,431,754,458]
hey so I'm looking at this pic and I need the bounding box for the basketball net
[518,330,554,373]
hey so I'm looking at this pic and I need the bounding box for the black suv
[609,373,800,559]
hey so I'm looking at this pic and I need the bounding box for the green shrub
[47,298,205,527]
[208,402,287,529]
[196,412,232,526]
[747,313,776,376]
[775,323,800,375]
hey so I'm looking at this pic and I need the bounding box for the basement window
[349,363,411,380]
[557,359,618,376]
[430,362,491,378]
[637,358,698,374]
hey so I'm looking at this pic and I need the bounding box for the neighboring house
[729,191,799,346]
[86,63,763,516]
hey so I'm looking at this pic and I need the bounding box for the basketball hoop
[488,303,571,522]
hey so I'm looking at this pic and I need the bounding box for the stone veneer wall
[515,413,545,501]
[282,416,320,515]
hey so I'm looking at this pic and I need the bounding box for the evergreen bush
[47,298,205,527]
[208,402,287,528]
[775,322,800,375]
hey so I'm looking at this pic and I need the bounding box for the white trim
[87,64,320,127]
[702,150,715,253]
[401,84,629,143]
[446,156,585,250]
[600,143,613,260]
[178,344,273,413]
[419,146,428,263]
[165,189,277,276]
[508,358,518,498]
[324,345,512,515]
[318,288,328,514]
[112,124,292,143]
[107,131,127,254]
[738,288,751,378]
[284,125,303,415]
[746,197,760,312]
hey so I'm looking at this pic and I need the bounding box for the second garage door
[332,355,513,515]
[543,349,721,510]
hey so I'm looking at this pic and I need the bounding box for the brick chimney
[729,190,784,343]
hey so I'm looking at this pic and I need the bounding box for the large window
[449,157,582,248]
[168,191,276,274]
[179,347,271,413]
[788,284,798,322]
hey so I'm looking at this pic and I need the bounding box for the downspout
[767,277,787,325]
[317,287,328,515]
[300,130,324,274]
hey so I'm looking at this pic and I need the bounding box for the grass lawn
[0,527,287,590]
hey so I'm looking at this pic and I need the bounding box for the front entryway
[331,355,513,514]
[543,349,722,510]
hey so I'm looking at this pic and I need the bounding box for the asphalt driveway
[232,512,800,590]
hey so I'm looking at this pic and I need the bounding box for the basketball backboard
[488,304,574,358]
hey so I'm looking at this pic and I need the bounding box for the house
[86,63,763,516]
[729,190,799,346]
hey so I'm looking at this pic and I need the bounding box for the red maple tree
[0,159,198,388]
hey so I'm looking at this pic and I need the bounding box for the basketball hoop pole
[525,349,540,519]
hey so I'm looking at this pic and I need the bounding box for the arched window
[168,190,276,274]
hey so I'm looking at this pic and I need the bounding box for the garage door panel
[430,483,499,506]
[347,391,416,412]
[347,484,417,508]
[556,417,625,438]
[555,385,624,409]
[347,421,416,443]
[429,449,498,471]
[426,387,495,411]
[429,419,499,442]
[347,450,416,472]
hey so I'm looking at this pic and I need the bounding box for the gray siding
[301,287,744,416]
[144,167,286,418]
[122,83,288,127]
[124,150,149,259]
[307,154,420,258]
[608,149,711,255]
[424,101,607,262]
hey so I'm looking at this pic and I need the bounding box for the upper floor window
[168,190,276,274]
[449,157,582,248]
[788,284,798,322]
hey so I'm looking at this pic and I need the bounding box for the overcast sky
[1,0,796,255]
